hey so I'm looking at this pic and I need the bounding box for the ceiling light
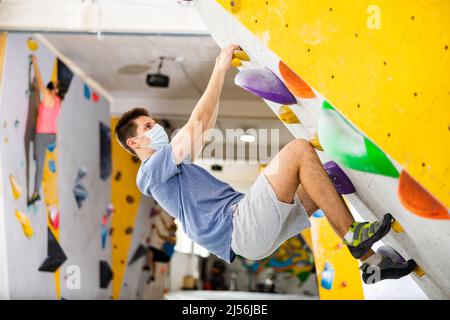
[240,130,256,143]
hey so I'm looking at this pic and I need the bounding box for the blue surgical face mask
[143,123,169,151]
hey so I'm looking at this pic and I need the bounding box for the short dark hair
[114,108,150,155]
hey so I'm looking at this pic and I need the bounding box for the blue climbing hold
[312,209,325,218]
[101,226,108,249]
[48,160,56,173]
[321,262,334,290]
[47,142,56,152]
[84,83,91,100]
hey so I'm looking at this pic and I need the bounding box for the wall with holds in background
[0,33,113,299]
[195,0,450,299]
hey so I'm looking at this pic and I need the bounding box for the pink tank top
[36,96,61,134]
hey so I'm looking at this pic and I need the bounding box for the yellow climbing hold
[231,58,242,67]
[229,0,241,14]
[279,105,300,124]
[15,210,33,238]
[233,49,250,61]
[310,134,323,151]
[27,37,38,51]
[414,265,426,277]
[391,219,404,233]
[9,175,22,200]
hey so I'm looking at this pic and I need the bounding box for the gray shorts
[231,173,311,260]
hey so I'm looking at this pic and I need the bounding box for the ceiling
[43,33,294,147]
[44,34,257,100]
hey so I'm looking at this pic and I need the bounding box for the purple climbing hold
[235,67,297,105]
[324,161,356,195]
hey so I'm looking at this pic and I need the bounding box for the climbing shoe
[27,193,41,206]
[343,213,393,259]
[360,256,416,284]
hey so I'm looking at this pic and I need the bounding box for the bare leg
[264,139,374,261]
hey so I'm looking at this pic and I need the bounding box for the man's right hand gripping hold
[113,44,416,285]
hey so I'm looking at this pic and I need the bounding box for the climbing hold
[48,206,59,230]
[318,101,399,178]
[73,167,88,209]
[101,226,108,249]
[99,260,113,288]
[15,210,33,238]
[279,61,315,98]
[9,175,22,200]
[235,68,297,105]
[398,170,449,220]
[47,142,56,152]
[92,92,99,102]
[27,37,39,51]
[13,120,19,128]
[102,214,108,226]
[391,218,404,233]
[48,160,56,173]
[233,50,250,61]
[312,209,325,218]
[279,105,300,124]
[323,161,356,195]
[125,226,133,235]
[126,195,135,204]
[128,244,148,266]
[106,204,114,217]
[231,58,242,67]
[320,262,334,290]
[309,132,323,151]
[229,0,241,13]
[114,171,122,181]
[83,84,91,100]
[341,281,347,288]
[39,228,67,272]
[109,228,114,236]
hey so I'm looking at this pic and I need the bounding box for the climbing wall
[0,33,112,299]
[110,117,144,299]
[195,0,450,299]
[0,32,10,299]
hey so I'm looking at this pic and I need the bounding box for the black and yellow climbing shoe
[360,255,416,284]
[343,213,393,259]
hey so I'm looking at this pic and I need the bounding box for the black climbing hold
[38,228,67,272]
[128,244,148,266]
[99,260,113,289]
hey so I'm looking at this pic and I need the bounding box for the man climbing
[114,44,416,284]
[143,214,177,284]
[28,55,63,206]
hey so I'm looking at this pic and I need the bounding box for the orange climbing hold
[398,171,449,220]
[279,61,315,98]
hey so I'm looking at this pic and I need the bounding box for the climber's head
[115,107,170,160]
[46,81,59,95]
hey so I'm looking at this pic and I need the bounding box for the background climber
[143,214,177,284]
[28,55,63,206]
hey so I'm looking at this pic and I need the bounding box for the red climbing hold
[398,171,449,220]
[279,61,315,98]
[92,92,100,102]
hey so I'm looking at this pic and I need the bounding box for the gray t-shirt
[136,144,244,263]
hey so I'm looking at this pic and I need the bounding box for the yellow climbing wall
[41,144,61,299]
[110,118,142,299]
[40,59,61,299]
[310,216,364,300]
[216,0,450,207]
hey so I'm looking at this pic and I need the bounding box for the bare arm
[170,44,239,164]
[31,55,46,96]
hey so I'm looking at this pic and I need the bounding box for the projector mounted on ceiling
[146,57,170,88]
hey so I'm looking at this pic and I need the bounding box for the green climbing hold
[318,101,399,178]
